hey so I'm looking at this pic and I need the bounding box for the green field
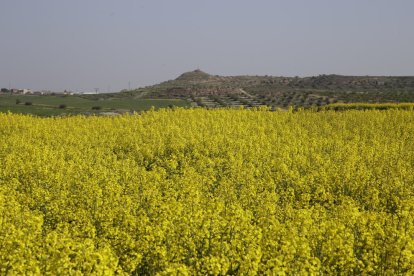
[0,94,189,116]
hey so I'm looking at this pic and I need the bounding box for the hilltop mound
[175,69,212,82]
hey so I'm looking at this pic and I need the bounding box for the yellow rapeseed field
[0,108,413,274]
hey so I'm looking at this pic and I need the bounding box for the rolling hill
[116,70,414,109]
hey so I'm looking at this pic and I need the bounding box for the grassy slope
[0,94,189,116]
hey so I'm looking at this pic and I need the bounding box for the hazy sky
[1,0,413,92]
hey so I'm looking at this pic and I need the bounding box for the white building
[12,88,32,94]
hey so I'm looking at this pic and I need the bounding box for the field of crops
[1,108,413,274]
[326,102,414,111]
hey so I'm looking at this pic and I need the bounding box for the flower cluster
[0,108,413,274]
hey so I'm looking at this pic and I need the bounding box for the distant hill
[114,70,414,109]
